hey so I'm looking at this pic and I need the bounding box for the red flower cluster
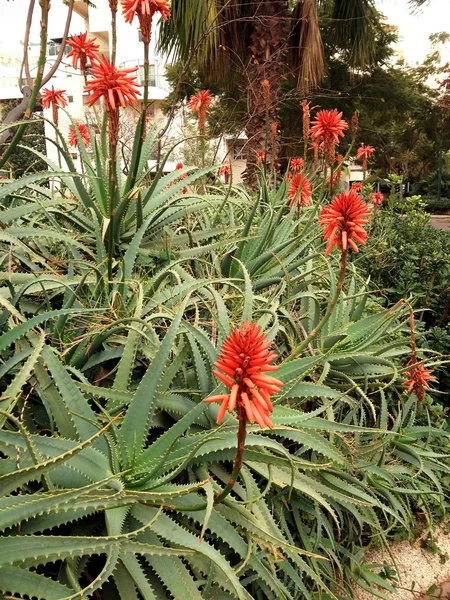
[66,33,99,71]
[256,150,265,166]
[122,0,171,23]
[319,190,371,256]
[41,86,68,110]
[290,157,304,171]
[402,361,435,401]
[123,0,170,43]
[351,182,363,193]
[68,123,91,147]
[204,321,283,428]
[310,109,348,158]
[287,173,312,208]
[188,90,213,132]
[371,191,384,205]
[84,56,140,109]
[356,143,375,162]
[219,159,231,176]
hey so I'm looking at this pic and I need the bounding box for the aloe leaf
[120,554,158,600]
[0,566,73,600]
[132,505,247,600]
[120,296,190,454]
[0,308,99,354]
[0,419,116,497]
[0,332,45,426]
[41,347,107,454]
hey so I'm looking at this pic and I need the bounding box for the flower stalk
[213,405,247,505]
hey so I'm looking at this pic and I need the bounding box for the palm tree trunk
[243,0,288,186]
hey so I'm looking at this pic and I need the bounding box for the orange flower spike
[84,56,139,109]
[351,182,363,193]
[204,321,283,428]
[256,150,265,166]
[188,90,213,133]
[310,109,348,147]
[41,86,68,109]
[319,190,371,256]
[219,159,231,176]
[402,362,435,401]
[371,191,384,205]
[122,0,171,23]
[68,123,91,147]
[290,157,304,171]
[287,173,312,209]
[66,32,99,71]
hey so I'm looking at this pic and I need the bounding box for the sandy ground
[354,524,450,600]
[429,215,450,231]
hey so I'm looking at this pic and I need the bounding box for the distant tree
[160,0,380,183]
[163,5,450,184]
[0,99,47,177]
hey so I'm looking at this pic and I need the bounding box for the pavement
[429,215,450,230]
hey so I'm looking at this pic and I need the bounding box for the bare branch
[41,0,74,86]
[19,0,36,91]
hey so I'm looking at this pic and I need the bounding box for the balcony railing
[119,58,169,92]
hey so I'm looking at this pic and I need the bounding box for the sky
[375,0,450,65]
[0,0,449,65]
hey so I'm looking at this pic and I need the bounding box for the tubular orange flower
[41,86,68,110]
[261,79,270,102]
[327,170,341,189]
[122,0,170,23]
[270,121,278,141]
[356,143,375,173]
[188,90,213,133]
[41,86,68,126]
[66,32,100,71]
[256,150,265,166]
[309,140,320,164]
[351,112,359,144]
[351,182,363,193]
[122,0,170,43]
[68,123,90,147]
[319,190,371,256]
[219,158,231,176]
[290,157,304,171]
[288,173,312,209]
[310,109,348,159]
[402,361,435,401]
[301,99,310,144]
[371,191,383,205]
[356,143,375,161]
[335,154,344,165]
[175,162,187,179]
[84,56,139,110]
[204,321,283,428]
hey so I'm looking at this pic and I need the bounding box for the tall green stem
[214,405,247,505]
[288,249,348,360]
[0,0,49,169]
[143,41,149,111]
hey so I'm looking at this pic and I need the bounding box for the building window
[138,30,143,43]
[233,142,245,160]
[139,64,156,87]
[48,42,70,57]
[67,95,74,103]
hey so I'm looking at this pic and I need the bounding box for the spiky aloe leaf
[120,296,190,455]
[0,566,72,600]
